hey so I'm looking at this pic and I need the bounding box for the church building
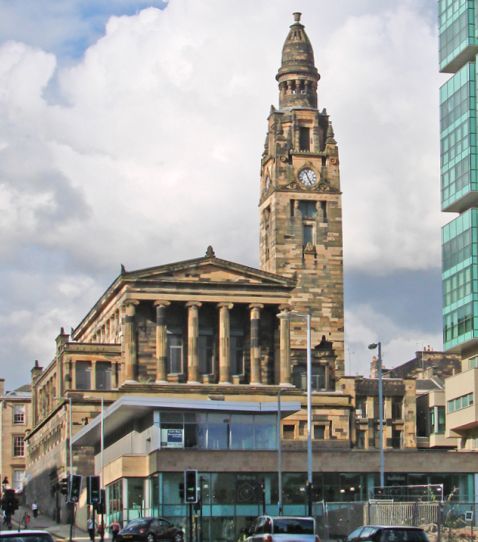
[24,13,477,541]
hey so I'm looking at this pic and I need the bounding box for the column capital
[249,303,264,311]
[217,302,234,310]
[186,301,203,309]
[122,299,140,314]
[154,300,171,308]
[279,304,292,312]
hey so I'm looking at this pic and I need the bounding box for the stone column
[218,303,233,384]
[278,309,291,386]
[249,304,264,385]
[91,360,97,390]
[154,301,170,383]
[122,300,139,383]
[71,359,76,389]
[186,301,202,384]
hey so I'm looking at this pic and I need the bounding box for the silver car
[245,516,319,542]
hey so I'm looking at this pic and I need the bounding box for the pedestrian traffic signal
[68,474,82,503]
[87,475,101,505]
[184,470,198,503]
[95,489,106,514]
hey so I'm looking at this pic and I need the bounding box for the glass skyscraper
[439,1,478,352]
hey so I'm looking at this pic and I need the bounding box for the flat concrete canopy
[72,395,301,447]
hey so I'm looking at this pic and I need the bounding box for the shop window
[96,362,111,390]
[75,361,91,390]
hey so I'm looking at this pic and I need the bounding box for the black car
[346,526,429,542]
[0,531,55,542]
[117,518,184,542]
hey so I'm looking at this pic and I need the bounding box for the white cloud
[345,304,442,377]
[0,0,444,387]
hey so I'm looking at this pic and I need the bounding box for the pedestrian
[110,520,120,542]
[88,517,96,542]
[97,522,104,542]
[31,502,38,518]
[23,513,31,528]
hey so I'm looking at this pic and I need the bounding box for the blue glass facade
[440,0,478,351]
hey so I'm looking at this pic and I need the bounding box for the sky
[0,0,445,390]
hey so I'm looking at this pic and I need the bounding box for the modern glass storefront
[105,471,475,541]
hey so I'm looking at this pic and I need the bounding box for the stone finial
[326,122,336,145]
[120,264,126,274]
[293,12,302,22]
[206,246,216,258]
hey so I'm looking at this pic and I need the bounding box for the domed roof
[276,12,319,81]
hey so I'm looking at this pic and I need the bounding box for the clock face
[298,168,317,187]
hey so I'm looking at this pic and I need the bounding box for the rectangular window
[437,406,446,433]
[283,424,295,440]
[12,470,24,492]
[13,405,25,424]
[356,430,366,449]
[299,127,310,151]
[198,334,214,374]
[13,435,24,457]
[95,362,111,390]
[313,425,325,440]
[391,397,403,420]
[303,224,314,244]
[230,335,244,375]
[469,356,478,369]
[167,334,183,374]
[298,200,317,218]
[75,361,91,390]
[448,392,474,412]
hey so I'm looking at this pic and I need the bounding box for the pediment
[124,256,294,288]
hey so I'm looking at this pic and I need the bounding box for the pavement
[9,506,91,542]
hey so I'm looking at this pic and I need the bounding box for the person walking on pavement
[31,502,38,518]
[110,520,120,542]
[88,517,96,542]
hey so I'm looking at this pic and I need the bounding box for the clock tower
[259,12,344,377]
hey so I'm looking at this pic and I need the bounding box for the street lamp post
[368,342,385,488]
[281,311,313,515]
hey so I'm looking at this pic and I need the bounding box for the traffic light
[60,478,68,495]
[95,489,106,514]
[87,475,101,505]
[68,474,82,503]
[184,470,198,504]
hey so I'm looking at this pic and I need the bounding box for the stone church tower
[259,13,344,377]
